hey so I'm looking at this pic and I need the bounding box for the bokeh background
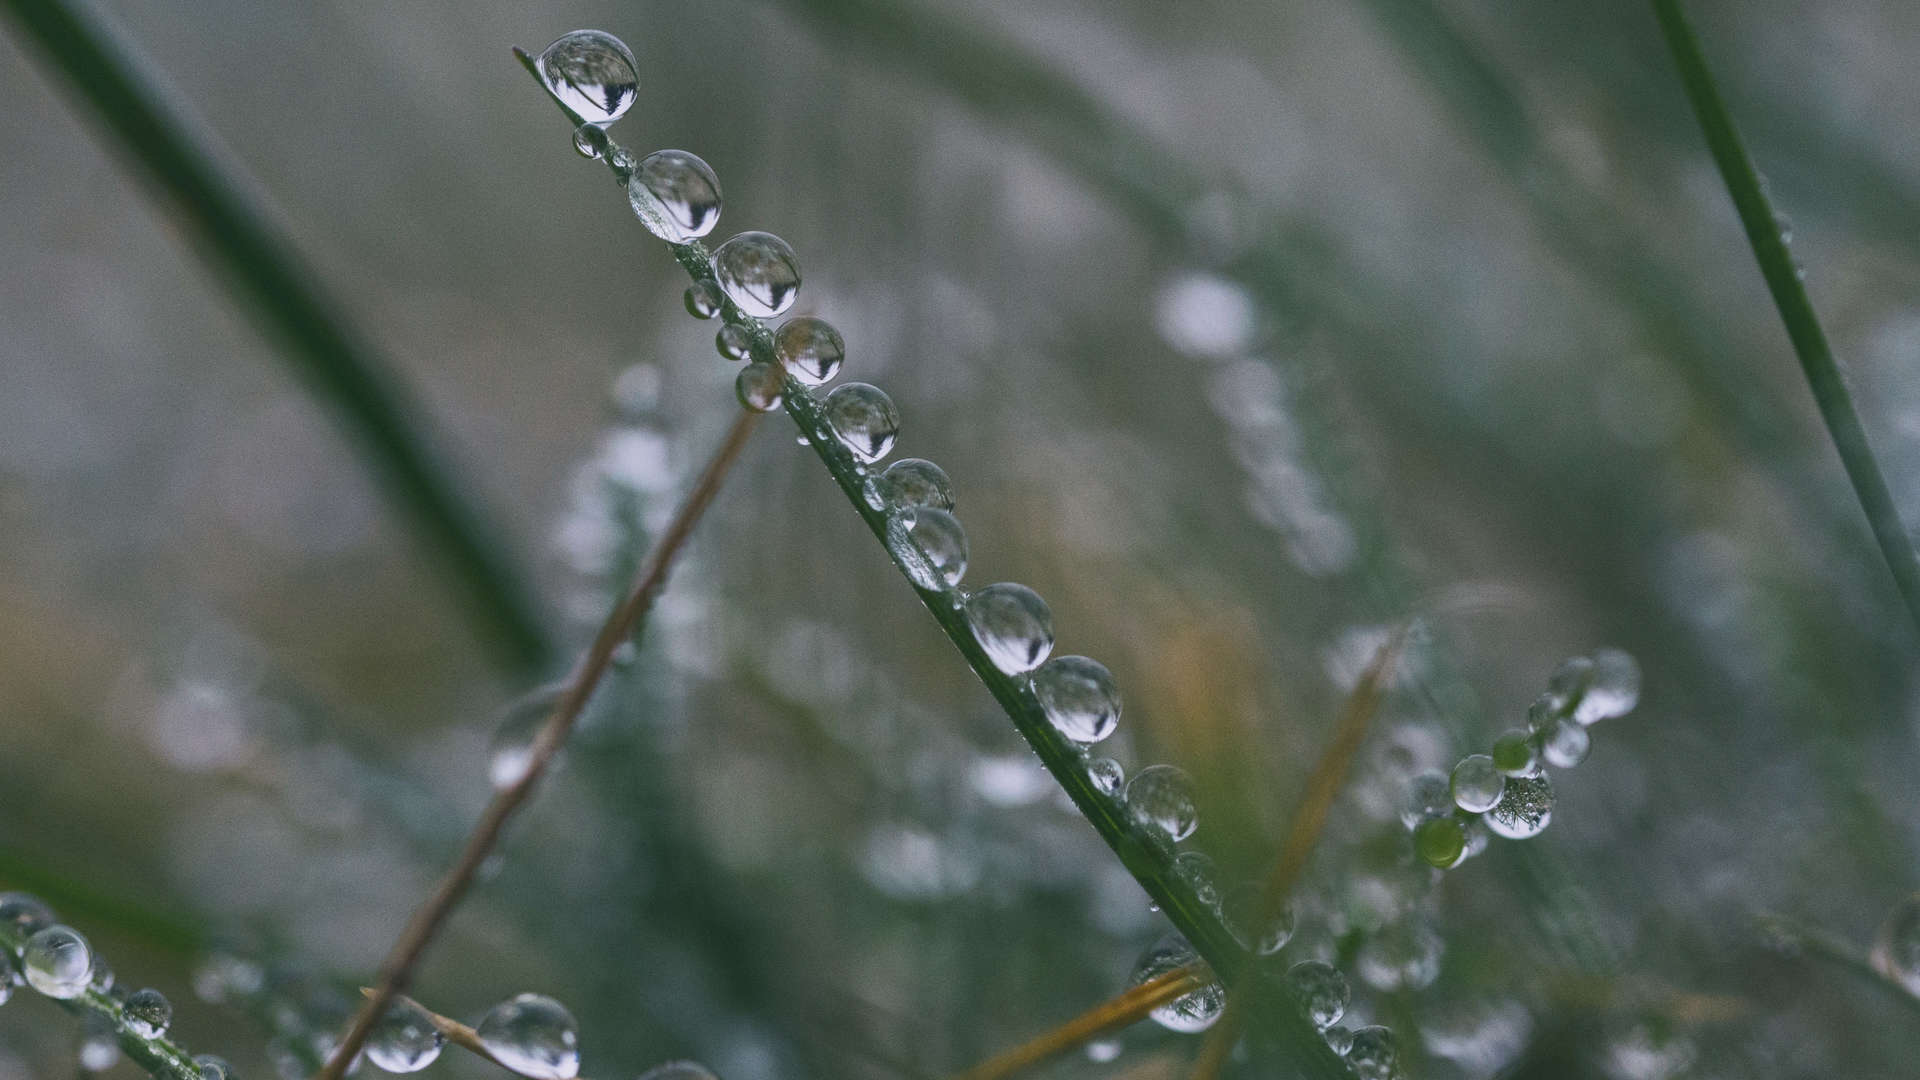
[4,0,1920,1077]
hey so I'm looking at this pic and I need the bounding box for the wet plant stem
[316,411,762,1080]
[0,922,204,1080]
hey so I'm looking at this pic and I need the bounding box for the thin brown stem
[1188,625,1408,1080]
[316,411,763,1080]
[945,964,1209,1080]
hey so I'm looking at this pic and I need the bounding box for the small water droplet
[23,926,91,999]
[774,317,845,386]
[824,383,900,463]
[1414,815,1467,868]
[795,432,810,446]
[628,150,721,243]
[1449,754,1504,813]
[477,994,580,1080]
[1324,1025,1355,1056]
[1084,1039,1122,1063]
[123,988,171,1038]
[711,232,800,318]
[537,31,639,126]
[1400,772,1452,830]
[1531,707,1590,769]
[572,123,609,160]
[1126,764,1198,843]
[1086,757,1124,796]
[1031,656,1121,744]
[1130,935,1224,1033]
[606,146,636,182]
[636,1064,720,1080]
[716,323,752,361]
[1222,885,1294,953]
[964,583,1054,674]
[879,458,955,511]
[683,281,722,320]
[1285,961,1350,1029]
[1345,1025,1399,1079]
[885,507,968,590]
[735,362,786,412]
[0,893,54,936]
[1490,728,1539,778]
[1577,647,1640,724]
[1871,893,1920,995]
[1483,772,1554,839]
[194,1055,237,1080]
[489,684,565,790]
[1173,851,1221,907]
[367,997,445,1073]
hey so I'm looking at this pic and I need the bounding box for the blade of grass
[316,411,762,1080]
[512,48,1357,1080]
[1650,0,1920,638]
[1752,912,1920,1021]
[944,964,1209,1080]
[0,921,205,1080]
[0,0,555,672]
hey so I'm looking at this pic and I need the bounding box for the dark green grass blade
[1,0,554,671]
[1651,0,1920,639]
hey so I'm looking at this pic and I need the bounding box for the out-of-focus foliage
[3,1,1920,1079]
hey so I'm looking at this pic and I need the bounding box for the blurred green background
[3,0,1919,1077]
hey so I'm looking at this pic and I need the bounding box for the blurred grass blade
[1651,0,1920,638]
[1,0,554,671]
[945,964,1208,1080]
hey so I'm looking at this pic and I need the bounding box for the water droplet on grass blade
[1401,772,1452,829]
[1578,647,1641,724]
[628,151,721,242]
[572,123,609,160]
[489,684,564,790]
[1131,935,1224,1033]
[1533,711,1590,769]
[124,988,172,1038]
[1032,656,1120,744]
[23,926,91,999]
[1086,757,1124,796]
[684,281,721,319]
[1484,772,1554,840]
[1126,764,1198,843]
[1173,851,1221,906]
[1450,754,1504,813]
[367,996,444,1073]
[1345,1025,1399,1080]
[774,317,845,386]
[736,363,785,413]
[880,458,954,511]
[886,508,967,590]
[1415,815,1467,868]
[1285,961,1349,1029]
[1490,728,1539,777]
[194,1055,236,1080]
[716,323,752,361]
[0,893,53,936]
[477,994,579,1080]
[964,583,1054,674]
[825,383,900,463]
[537,31,639,126]
[711,232,800,318]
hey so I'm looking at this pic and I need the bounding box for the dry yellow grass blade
[944,964,1210,1080]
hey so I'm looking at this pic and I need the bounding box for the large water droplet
[1130,935,1224,1033]
[1126,764,1198,843]
[964,583,1054,674]
[1577,647,1641,724]
[1345,1025,1399,1080]
[1483,772,1554,840]
[879,458,955,511]
[477,994,580,1080]
[367,997,445,1073]
[1531,707,1590,769]
[488,684,564,790]
[886,507,968,590]
[0,893,54,936]
[1490,728,1539,778]
[824,383,900,464]
[1414,815,1467,868]
[1086,757,1124,797]
[711,232,800,318]
[1449,754,1504,813]
[774,317,845,386]
[23,925,91,999]
[123,988,172,1038]
[735,363,786,413]
[684,281,721,320]
[1222,886,1294,954]
[628,151,721,243]
[1871,893,1920,995]
[1284,961,1349,1029]
[537,31,639,126]
[1032,656,1121,744]
[636,1064,719,1080]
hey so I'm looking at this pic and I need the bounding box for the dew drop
[1126,764,1198,843]
[716,323,752,362]
[1324,1025,1355,1056]
[879,458,955,512]
[1490,728,1539,778]
[124,987,172,1038]
[711,232,800,318]
[367,997,444,1073]
[1345,1025,1399,1080]
[1544,655,1595,713]
[1032,656,1121,744]
[683,281,722,320]
[735,363,786,413]
[476,994,580,1080]
[886,507,968,590]
[194,1055,236,1080]
[1483,772,1554,840]
[23,925,91,999]
[1871,893,1920,995]
[824,383,900,464]
[1130,935,1224,1033]
[774,317,845,386]
[964,583,1054,674]
[1222,885,1294,954]
[1578,647,1641,724]
[1532,710,1591,769]
[0,893,54,936]
[1414,815,1467,869]
[0,954,15,1007]
[1400,772,1452,830]
[1086,757,1124,797]
[572,123,609,160]
[1173,851,1221,907]
[607,146,637,182]
[1449,754,1504,813]
[536,31,639,127]
[636,1064,720,1080]
[489,685,563,790]
[628,150,722,243]
[1284,961,1350,1029]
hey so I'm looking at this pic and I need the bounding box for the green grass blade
[1651,0,1920,638]
[1,0,555,672]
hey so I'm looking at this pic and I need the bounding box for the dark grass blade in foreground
[0,0,554,672]
[1651,0,1920,639]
